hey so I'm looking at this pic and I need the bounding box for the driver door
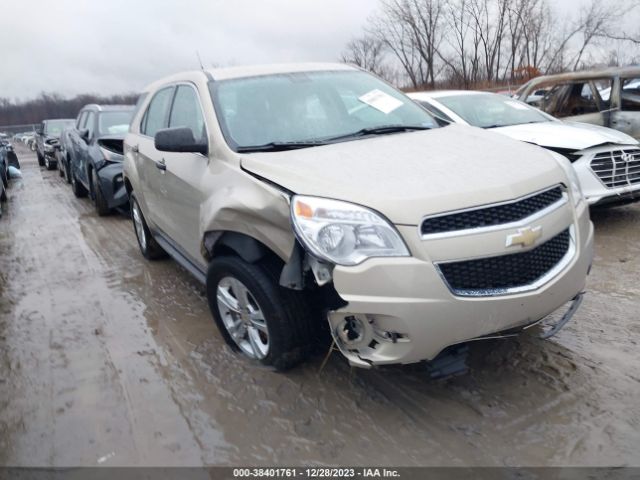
[136,86,175,233]
[158,84,209,267]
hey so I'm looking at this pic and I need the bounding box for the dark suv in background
[61,104,134,215]
[35,119,75,169]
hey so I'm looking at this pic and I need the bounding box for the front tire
[91,172,110,216]
[131,196,166,260]
[71,169,87,198]
[37,151,45,166]
[206,256,313,370]
[44,155,55,170]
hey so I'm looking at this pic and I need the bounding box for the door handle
[155,158,166,171]
[131,144,139,153]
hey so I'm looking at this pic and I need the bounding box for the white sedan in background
[409,90,640,207]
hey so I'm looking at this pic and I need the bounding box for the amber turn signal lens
[294,200,314,218]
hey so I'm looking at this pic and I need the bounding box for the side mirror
[154,127,208,155]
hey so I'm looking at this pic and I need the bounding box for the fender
[198,166,295,264]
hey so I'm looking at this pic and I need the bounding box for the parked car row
[40,105,134,215]
[14,131,37,150]
[0,137,21,218]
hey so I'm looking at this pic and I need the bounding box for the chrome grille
[421,186,564,236]
[591,148,640,188]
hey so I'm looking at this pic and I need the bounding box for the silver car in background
[409,90,640,207]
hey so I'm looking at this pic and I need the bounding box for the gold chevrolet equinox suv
[123,63,594,370]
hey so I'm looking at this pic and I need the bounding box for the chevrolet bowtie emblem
[506,226,543,248]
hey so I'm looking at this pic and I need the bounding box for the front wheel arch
[203,231,277,265]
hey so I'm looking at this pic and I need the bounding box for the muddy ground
[0,145,639,467]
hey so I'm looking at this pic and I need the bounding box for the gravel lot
[1,145,639,467]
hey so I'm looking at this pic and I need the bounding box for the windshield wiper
[324,124,432,142]
[236,141,328,153]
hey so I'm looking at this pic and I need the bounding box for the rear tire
[0,167,7,189]
[64,158,72,184]
[0,183,6,202]
[71,169,87,198]
[206,255,314,370]
[91,172,110,216]
[131,196,166,260]
[37,151,44,166]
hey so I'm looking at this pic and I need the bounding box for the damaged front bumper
[97,162,128,210]
[325,219,594,368]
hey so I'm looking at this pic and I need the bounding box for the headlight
[291,196,410,266]
[548,152,583,206]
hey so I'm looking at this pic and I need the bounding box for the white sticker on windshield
[504,100,529,110]
[358,89,404,114]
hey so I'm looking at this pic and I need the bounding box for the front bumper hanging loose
[537,291,584,339]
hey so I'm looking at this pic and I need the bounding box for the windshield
[99,111,133,135]
[436,93,551,128]
[44,120,75,136]
[211,70,437,150]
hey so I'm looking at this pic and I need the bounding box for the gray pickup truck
[60,104,134,215]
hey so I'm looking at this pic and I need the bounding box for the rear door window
[142,87,175,137]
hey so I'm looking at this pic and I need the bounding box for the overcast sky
[0,0,375,100]
[0,0,608,101]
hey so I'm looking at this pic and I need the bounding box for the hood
[240,124,564,225]
[492,121,638,151]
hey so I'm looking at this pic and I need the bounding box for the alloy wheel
[132,201,147,251]
[216,276,269,359]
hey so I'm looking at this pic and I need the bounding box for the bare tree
[344,0,640,90]
[368,0,445,88]
[341,36,386,74]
